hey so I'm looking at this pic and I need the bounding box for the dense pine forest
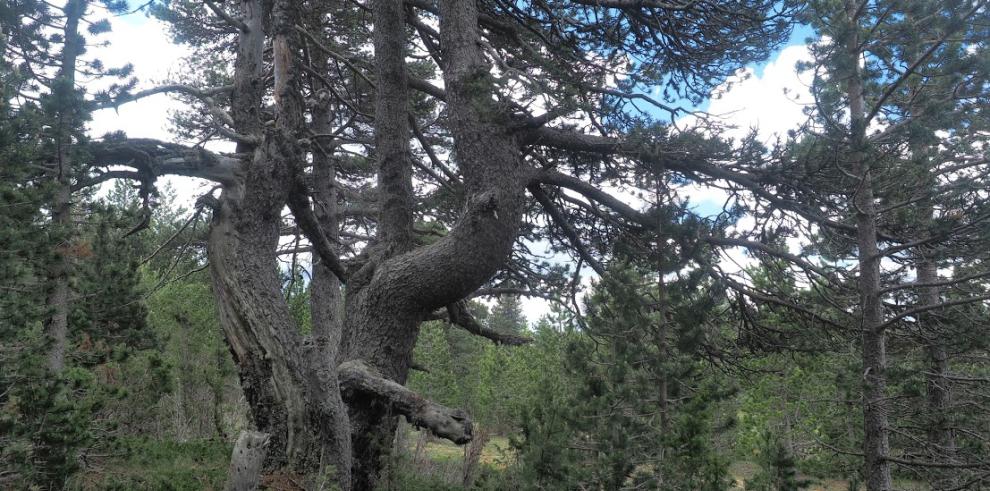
[2,0,990,490]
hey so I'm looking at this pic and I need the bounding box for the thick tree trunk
[209,2,354,486]
[917,237,957,490]
[202,1,527,488]
[308,31,354,488]
[209,205,310,467]
[338,1,529,487]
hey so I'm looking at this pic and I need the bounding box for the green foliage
[734,353,862,478]
[508,260,733,490]
[744,431,812,491]
[1,348,99,488]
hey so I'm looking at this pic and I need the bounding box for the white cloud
[86,15,213,207]
[683,43,814,144]
[87,15,189,141]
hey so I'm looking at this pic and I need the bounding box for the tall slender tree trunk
[307,9,353,484]
[916,208,957,490]
[43,0,87,374]
[843,2,892,489]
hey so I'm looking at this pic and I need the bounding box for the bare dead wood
[338,360,473,444]
[225,431,271,491]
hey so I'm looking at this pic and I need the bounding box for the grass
[408,433,512,467]
[407,434,928,491]
[67,437,230,491]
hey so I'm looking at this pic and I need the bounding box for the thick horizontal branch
[73,169,142,191]
[338,360,472,444]
[408,77,446,101]
[447,301,532,346]
[86,138,242,186]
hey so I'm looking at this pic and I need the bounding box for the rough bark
[843,2,892,488]
[43,0,87,374]
[919,249,954,448]
[339,1,529,487]
[916,205,958,490]
[225,431,270,491]
[74,1,819,490]
[209,0,342,482]
[372,0,415,251]
[306,7,354,485]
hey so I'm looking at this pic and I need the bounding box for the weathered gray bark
[306,7,354,486]
[195,1,497,489]
[85,1,815,489]
[334,1,531,487]
[225,431,270,491]
[43,0,87,374]
[843,2,892,489]
[339,360,472,444]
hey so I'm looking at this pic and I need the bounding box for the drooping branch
[524,127,901,241]
[92,83,233,109]
[446,301,532,346]
[286,188,350,283]
[532,169,653,228]
[204,0,249,32]
[529,184,607,276]
[338,360,473,444]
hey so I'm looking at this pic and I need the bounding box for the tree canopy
[2,1,989,490]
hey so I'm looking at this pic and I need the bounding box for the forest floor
[67,434,927,490]
[406,432,928,491]
[726,461,925,491]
